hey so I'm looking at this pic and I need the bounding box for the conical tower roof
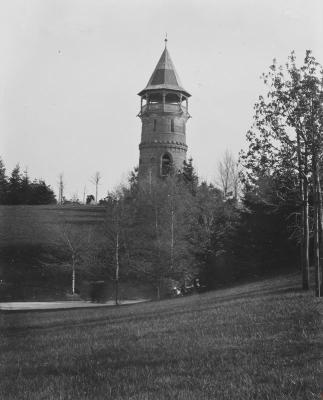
[138,46,191,97]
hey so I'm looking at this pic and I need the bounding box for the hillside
[1,273,321,400]
[0,205,105,246]
[0,205,106,296]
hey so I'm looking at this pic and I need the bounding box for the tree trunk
[314,206,320,297]
[115,278,119,306]
[317,174,323,294]
[297,132,310,290]
[313,157,321,297]
[115,231,119,305]
[72,254,75,295]
[170,208,174,270]
[303,176,310,290]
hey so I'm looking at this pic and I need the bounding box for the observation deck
[141,103,188,115]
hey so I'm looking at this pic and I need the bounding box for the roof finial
[164,33,168,48]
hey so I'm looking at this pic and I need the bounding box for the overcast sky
[1,0,322,200]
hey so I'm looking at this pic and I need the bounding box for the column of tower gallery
[137,44,191,183]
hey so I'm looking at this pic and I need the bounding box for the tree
[86,194,95,204]
[55,222,93,295]
[7,164,22,204]
[58,173,64,205]
[28,180,56,205]
[179,157,199,195]
[216,150,239,201]
[0,161,56,205]
[0,158,8,204]
[91,172,101,204]
[127,174,198,298]
[20,168,30,203]
[100,190,129,304]
[192,181,241,287]
[240,50,323,295]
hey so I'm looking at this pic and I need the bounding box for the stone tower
[137,41,191,182]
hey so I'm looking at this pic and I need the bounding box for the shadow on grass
[2,278,303,338]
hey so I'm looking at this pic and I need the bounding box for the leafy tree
[192,182,241,287]
[86,194,95,204]
[235,178,298,277]
[240,50,323,294]
[117,174,198,299]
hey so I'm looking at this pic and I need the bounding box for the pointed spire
[138,43,190,97]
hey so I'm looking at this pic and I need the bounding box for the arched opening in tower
[161,153,173,176]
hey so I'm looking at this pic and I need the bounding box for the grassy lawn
[1,273,321,399]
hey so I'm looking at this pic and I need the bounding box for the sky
[1,0,322,200]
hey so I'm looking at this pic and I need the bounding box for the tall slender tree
[0,158,7,204]
[240,50,323,294]
[8,164,22,204]
[216,150,240,201]
[91,172,101,204]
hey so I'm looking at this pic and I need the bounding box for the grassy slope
[0,205,106,296]
[1,273,322,400]
[0,205,105,247]
[0,276,322,400]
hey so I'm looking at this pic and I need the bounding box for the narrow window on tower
[161,153,172,176]
[171,119,174,132]
[153,119,157,131]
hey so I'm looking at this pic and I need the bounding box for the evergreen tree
[0,157,8,204]
[1,162,56,205]
[20,168,31,204]
[28,180,56,205]
[180,157,198,195]
[8,164,22,204]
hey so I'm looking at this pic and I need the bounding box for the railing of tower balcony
[141,103,188,113]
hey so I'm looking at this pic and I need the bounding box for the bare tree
[216,150,239,200]
[91,172,101,204]
[56,222,92,295]
[82,186,87,204]
[101,189,128,305]
[58,173,64,205]
[71,192,80,204]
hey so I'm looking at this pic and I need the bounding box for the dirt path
[0,298,148,311]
